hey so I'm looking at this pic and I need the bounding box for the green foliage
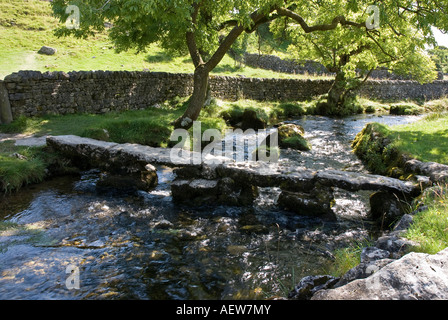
[276,102,306,118]
[325,240,373,277]
[268,0,443,114]
[429,46,448,73]
[273,0,442,84]
[405,184,448,254]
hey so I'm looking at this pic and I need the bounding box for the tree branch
[275,7,366,33]
[206,8,276,71]
[366,30,398,61]
[186,1,204,68]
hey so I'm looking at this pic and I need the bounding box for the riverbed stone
[240,109,266,130]
[312,248,448,300]
[171,179,219,205]
[277,190,336,220]
[369,191,408,228]
[288,275,339,300]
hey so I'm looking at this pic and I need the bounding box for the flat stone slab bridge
[47,135,423,220]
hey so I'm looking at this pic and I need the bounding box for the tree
[270,1,445,114]
[52,0,448,126]
[429,46,448,73]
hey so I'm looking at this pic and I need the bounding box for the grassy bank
[0,0,332,80]
[0,139,79,193]
[326,109,448,275]
[352,110,448,177]
[405,184,448,254]
[328,182,448,277]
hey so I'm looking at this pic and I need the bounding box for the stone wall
[1,70,448,120]
[243,53,330,75]
[242,53,444,80]
[2,71,194,118]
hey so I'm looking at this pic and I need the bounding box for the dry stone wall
[242,53,444,80]
[1,70,448,120]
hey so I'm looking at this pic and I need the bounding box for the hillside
[0,0,318,80]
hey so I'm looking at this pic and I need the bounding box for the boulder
[334,258,394,288]
[312,248,448,300]
[38,46,57,55]
[277,123,311,151]
[369,191,408,228]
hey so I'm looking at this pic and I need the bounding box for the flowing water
[0,114,422,300]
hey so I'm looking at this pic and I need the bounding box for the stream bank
[0,114,425,299]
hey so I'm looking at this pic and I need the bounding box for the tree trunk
[326,71,349,115]
[173,65,210,130]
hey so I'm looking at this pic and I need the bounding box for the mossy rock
[277,123,311,151]
[389,103,424,115]
[281,135,311,151]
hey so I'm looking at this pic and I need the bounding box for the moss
[277,123,311,151]
[276,102,306,118]
[389,102,424,115]
[281,135,311,151]
[352,123,393,175]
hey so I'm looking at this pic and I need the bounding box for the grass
[384,113,448,165]
[353,113,448,176]
[0,0,332,80]
[0,96,228,147]
[405,184,448,254]
[0,140,47,193]
[325,240,373,277]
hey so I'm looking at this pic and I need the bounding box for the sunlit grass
[0,0,332,80]
[385,114,448,165]
[405,184,448,254]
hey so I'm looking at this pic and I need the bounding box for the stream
[0,114,422,300]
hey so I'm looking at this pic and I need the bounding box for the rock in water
[289,275,339,300]
[277,123,311,151]
[38,46,57,55]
